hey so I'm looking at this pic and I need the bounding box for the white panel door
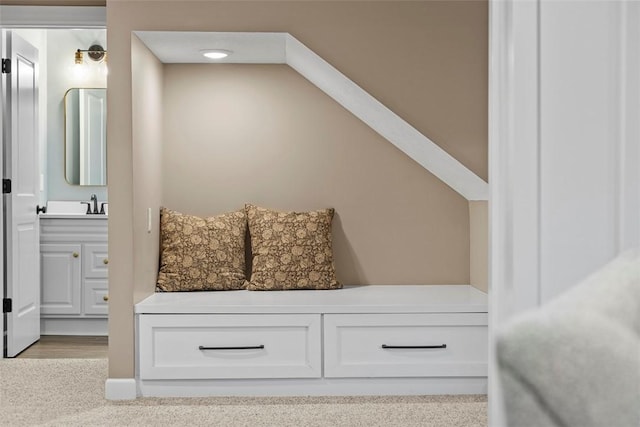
[2,31,40,357]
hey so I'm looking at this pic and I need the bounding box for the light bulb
[201,49,232,59]
[72,62,87,81]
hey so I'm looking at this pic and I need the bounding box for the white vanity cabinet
[40,216,108,335]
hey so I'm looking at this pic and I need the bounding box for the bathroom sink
[42,200,108,217]
[45,201,87,215]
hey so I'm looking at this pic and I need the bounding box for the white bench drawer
[138,314,321,380]
[324,313,488,378]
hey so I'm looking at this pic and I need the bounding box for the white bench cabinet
[136,285,488,397]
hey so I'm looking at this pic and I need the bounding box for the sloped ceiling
[135,31,489,201]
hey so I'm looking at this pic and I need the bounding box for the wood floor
[16,336,108,359]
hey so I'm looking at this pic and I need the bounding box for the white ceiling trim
[135,31,489,201]
[0,6,106,28]
[135,32,286,64]
[285,35,488,201]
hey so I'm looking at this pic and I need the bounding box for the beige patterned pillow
[157,207,247,291]
[245,204,341,291]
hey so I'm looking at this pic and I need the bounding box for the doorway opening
[1,6,108,359]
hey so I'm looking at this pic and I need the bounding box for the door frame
[0,5,106,359]
[488,1,541,424]
[488,0,640,425]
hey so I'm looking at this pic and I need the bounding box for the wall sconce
[73,44,107,80]
[75,44,107,64]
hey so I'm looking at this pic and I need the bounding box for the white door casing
[0,3,107,362]
[2,30,41,357]
[489,0,640,425]
[0,32,3,360]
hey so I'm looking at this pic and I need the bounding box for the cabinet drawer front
[84,244,109,278]
[84,279,108,315]
[138,314,321,380]
[324,313,488,378]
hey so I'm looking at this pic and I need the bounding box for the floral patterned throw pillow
[245,204,341,291]
[156,207,247,291]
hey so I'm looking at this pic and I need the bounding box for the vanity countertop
[43,200,108,218]
[40,214,108,219]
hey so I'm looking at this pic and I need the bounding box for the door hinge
[2,179,11,194]
[2,298,11,313]
[1,58,10,74]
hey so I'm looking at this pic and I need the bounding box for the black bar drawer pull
[199,345,265,351]
[381,344,447,349]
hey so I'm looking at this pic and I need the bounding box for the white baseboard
[41,318,108,336]
[105,378,137,400]
[138,377,488,398]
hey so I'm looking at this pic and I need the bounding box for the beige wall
[112,0,488,178]
[107,35,164,378]
[131,36,163,305]
[163,64,470,285]
[107,0,488,379]
[469,200,488,293]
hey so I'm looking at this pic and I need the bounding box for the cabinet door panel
[40,244,82,315]
[84,244,108,278]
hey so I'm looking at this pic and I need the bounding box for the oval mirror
[64,88,107,186]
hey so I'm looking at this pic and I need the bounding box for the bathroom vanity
[40,214,108,335]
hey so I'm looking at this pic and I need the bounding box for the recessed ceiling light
[201,49,232,59]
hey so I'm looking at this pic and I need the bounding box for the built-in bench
[135,285,488,397]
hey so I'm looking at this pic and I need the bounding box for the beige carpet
[0,358,487,426]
